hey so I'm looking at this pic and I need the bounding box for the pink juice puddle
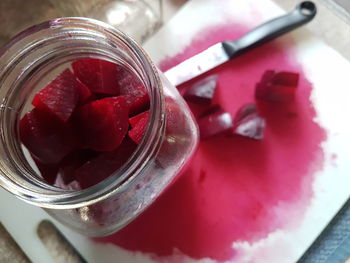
[96,24,327,261]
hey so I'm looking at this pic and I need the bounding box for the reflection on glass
[50,0,163,43]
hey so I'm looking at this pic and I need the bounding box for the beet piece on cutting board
[197,106,233,140]
[183,75,218,104]
[232,103,265,140]
[255,70,299,103]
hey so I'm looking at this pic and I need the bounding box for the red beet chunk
[74,138,137,189]
[199,105,222,118]
[128,111,150,144]
[122,85,150,116]
[116,66,137,86]
[233,115,265,140]
[260,70,275,84]
[100,60,119,94]
[32,69,80,122]
[234,103,258,123]
[129,110,150,128]
[32,156,58,184]
[58,150,97,184]
[233,103,265,140]
[20,108,77,164]
[72,58,100,90]
[197,106,233,140]
[74,96,129,152]
[76,79,92,105]
[260,70,299,86]
[255,70,299,103]
[72,58,119,95]
[117,67,149,116]
[272,71,299,86]
[256,83,297,103]
[184,75,218,104]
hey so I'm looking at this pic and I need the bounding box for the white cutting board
[143,1,350,261]
[1,0,350,263]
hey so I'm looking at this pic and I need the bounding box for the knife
[164,1,317,86]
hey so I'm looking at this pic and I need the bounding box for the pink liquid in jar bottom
[96,24,327,261]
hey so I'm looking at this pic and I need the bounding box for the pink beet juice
[97,24,327,261]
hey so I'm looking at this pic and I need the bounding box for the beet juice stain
[96,24,327,261]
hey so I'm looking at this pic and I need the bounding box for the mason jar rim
[0,17,165,209]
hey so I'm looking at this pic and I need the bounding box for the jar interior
[20,55,144,186]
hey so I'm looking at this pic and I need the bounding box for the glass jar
[0,18,198,236]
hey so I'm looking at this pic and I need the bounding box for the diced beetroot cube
[260,70,299,86]
[128,111,150,144]
[58,150,97,184]
[72,58,100,90]
[74,96,129,152]
[122,85,150,116]
[116,66,138,86]
[272,71,299,87]
[76,79,92,105]
[100,60,119,94]
[117,67,150,116]
[197,106,233,140]
[199,105,222,118]
[260,70,275,84]
[232,103,265,140]
[20,108,77,164]
[74,138,137,189]
[72,58,119,95]
[233,115,265,140]
[183,75,218,104]
[32,69,80,122]
[129,110,150,128]
[256,83,297,103]
[255,70,299,103]
[234,103,258,123]
[32,156,58,184]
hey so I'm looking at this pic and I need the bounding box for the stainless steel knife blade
[164,43,229,87]
[164,1,317,86]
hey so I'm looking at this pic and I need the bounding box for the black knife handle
[222,1,316,59]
